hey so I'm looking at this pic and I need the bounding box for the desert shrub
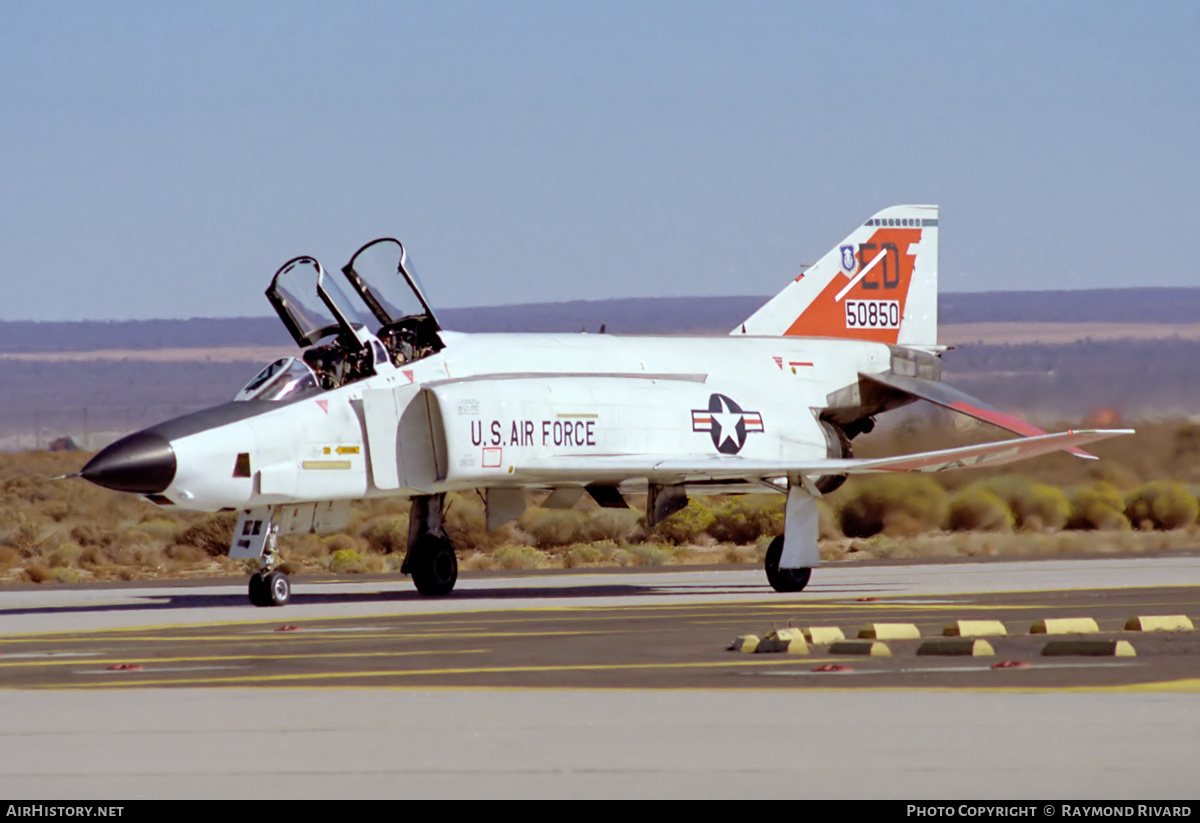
[946,486,1014,532]
[817,500,842,540]
[40,500,72,522]
[1067,483,1131,530]
[68,523,118,549]
[1124,482,1199,531]
[322,533,361,554]
[978,476,1070,531]
[563,540,616,567]
[653,499,716,545]
[626,544,676,566]
[583,509,646,543]
[325,548,366,574]
[708,496,784,544]
[114,539,167,569]
[493,545,550,569]
[838,475,948,538]
[358,515,409,554]
[79,545,116,567]
[24,563,53,583]
[609,548,636,566]
[0,546,19,570]
[283,534,329,560]
[522,510,588,547]
[165,544,208,563]
[49,542,83,567]
[2,476,47,503]
[443,492,512,550]
[177,512,237,556]
[135,519,179,541]
[49,567,80,584]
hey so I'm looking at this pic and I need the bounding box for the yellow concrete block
[1124,615,1194,632]
[943,620,1007,637]
[858,623,921,640]
[802,626,846,644]
[829,640,891,657]
[1041,640,1136,657]
[728,635,759,653]
[1030,618,1100,635]
[918,639,995,657]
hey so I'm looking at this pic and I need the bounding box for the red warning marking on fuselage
[482,447,502,468]
[773,356,783,369]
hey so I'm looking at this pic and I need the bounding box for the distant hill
[939,288,1200,324]
[3,287,1199,353]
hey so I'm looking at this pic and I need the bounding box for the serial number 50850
[845,299,900,329]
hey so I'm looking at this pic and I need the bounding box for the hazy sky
[2,1,1196,321]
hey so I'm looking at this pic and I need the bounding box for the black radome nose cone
[80,431,176,494]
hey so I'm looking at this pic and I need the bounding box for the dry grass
[3,417,1199,584]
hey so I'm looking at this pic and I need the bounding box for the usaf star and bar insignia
[691,393,764,455]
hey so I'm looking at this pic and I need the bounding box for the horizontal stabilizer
[862,371,1097,458]
[513,429,1133,485]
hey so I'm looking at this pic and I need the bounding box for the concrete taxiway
[0,555,1197,798]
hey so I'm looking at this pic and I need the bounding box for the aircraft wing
[862,371,1099,459]
[510,429,1133,485]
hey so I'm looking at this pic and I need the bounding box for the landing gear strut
[248,522,290,606]
[764,535,812,593]
[401,494,459,596]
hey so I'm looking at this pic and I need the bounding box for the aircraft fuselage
[83,331,897,512]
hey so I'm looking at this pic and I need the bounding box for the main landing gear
[401,494,459,596]
[764,535,812,593]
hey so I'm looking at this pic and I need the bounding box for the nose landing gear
[247,522,291,606]
[249,569,291,606]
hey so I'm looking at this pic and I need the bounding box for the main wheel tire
[248,572,270,607]
[764,535,812,593]
[262,570,291,606]
[410,535,458,596]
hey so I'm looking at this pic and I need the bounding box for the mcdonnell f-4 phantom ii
[78,205,1131,606]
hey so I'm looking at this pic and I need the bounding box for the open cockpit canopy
[341,239,444,357]
[260,240,443,393]
[266,256,375,349]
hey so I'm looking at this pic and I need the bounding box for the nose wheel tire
[410,535,458,596]
[249,570,291,607]
[764,536,812,593]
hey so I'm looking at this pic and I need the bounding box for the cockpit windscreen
[234,357,320,402]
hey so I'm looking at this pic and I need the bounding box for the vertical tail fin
[736,205,939,346]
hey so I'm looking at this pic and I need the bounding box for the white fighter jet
[79,205,1130,606]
